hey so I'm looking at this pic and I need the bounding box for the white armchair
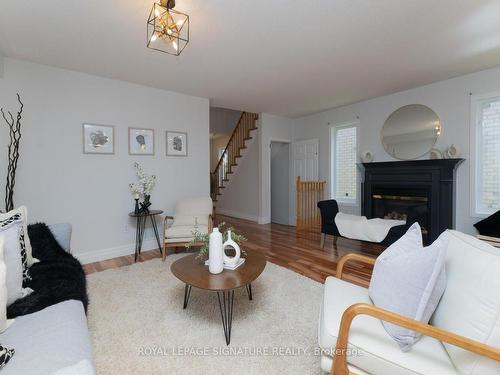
[319,230,500,375]
[163,197,213,261]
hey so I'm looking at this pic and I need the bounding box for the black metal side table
[129,210,164,262]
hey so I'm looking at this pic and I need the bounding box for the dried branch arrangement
[1,94,23,212]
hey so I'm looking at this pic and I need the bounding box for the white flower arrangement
[129,162,156,198]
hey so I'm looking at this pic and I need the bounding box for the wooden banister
[212,112,244,174]
[211,112,258,201]
[296,176,326,231]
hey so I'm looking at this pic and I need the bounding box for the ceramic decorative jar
[208,228,224,274]
[222,230,241,266]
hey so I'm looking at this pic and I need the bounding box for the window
[472,93,500,216]
[331,123,358,204]
[218,147,228,186]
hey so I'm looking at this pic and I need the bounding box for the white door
[292,139,319,181]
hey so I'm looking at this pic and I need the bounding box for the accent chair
[163,197,213,260]
[318,230,500,374]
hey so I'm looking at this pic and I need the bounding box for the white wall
[294,65,500,235]
[270,142,290,225]
[258,113,294,224]
[0,58,210,262]
[209,107,241,171]
[216,135,260,221]
[0,53,4,78]
[209,107,241,135]
[215,113,295,224]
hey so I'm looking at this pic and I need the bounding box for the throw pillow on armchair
[369,222,449,351]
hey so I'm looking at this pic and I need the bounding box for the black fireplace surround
[361,159,464,245]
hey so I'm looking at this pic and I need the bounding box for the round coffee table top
[171,252,267,291]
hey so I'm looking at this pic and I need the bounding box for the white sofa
[163,197,213,260]
[0,224,94,375]
[319,230,500,374]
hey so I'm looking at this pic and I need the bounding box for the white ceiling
[1,0,500,118]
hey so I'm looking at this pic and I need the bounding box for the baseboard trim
[75,239,159,264]
[258,216,271,225]
[216,208,259,223]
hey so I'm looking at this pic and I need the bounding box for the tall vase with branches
[1,94,23,213]
[129,162,157,214]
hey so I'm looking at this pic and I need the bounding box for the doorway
[270,141,290,225]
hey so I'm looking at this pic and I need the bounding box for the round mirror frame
[381,104,441,160]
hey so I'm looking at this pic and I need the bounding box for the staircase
[211,112,259,202]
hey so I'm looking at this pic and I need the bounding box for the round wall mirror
[381,104,441,160]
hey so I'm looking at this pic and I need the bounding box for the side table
[129,210,164,262]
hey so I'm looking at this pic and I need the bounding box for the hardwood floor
[84,215,384,286]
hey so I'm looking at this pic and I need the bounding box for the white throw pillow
[0,221,27,306]
[0,206,38,283]
[369,223,448,351]
[17,206,36,266]
[0,238,14,332]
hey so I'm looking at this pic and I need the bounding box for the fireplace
[372,188,430,242]
[361,159,463,245]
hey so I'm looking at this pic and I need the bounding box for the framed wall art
[82,123,114,154]
[129,127,154,155]
[166,131,188,157]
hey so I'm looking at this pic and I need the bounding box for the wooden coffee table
[171,251,267,345]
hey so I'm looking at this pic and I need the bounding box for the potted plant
[129,162,156,214]
[186,222,247,260]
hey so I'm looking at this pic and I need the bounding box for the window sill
[335,200,359,207]
[472,210,497,219]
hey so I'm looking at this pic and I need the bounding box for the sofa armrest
[331,303,500,375]
[336,253,376,280]
[47,223,72,253]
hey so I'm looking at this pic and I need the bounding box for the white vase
[223,230,241,266]
[208,228,224,274]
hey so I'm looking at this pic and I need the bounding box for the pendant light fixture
[147,0,189,56]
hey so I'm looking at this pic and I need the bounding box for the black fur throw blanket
[7,223,88,318]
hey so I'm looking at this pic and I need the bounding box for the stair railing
[296,176,326,231]
[211,112,258,201]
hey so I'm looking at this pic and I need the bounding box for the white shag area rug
[87,254,324,375]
